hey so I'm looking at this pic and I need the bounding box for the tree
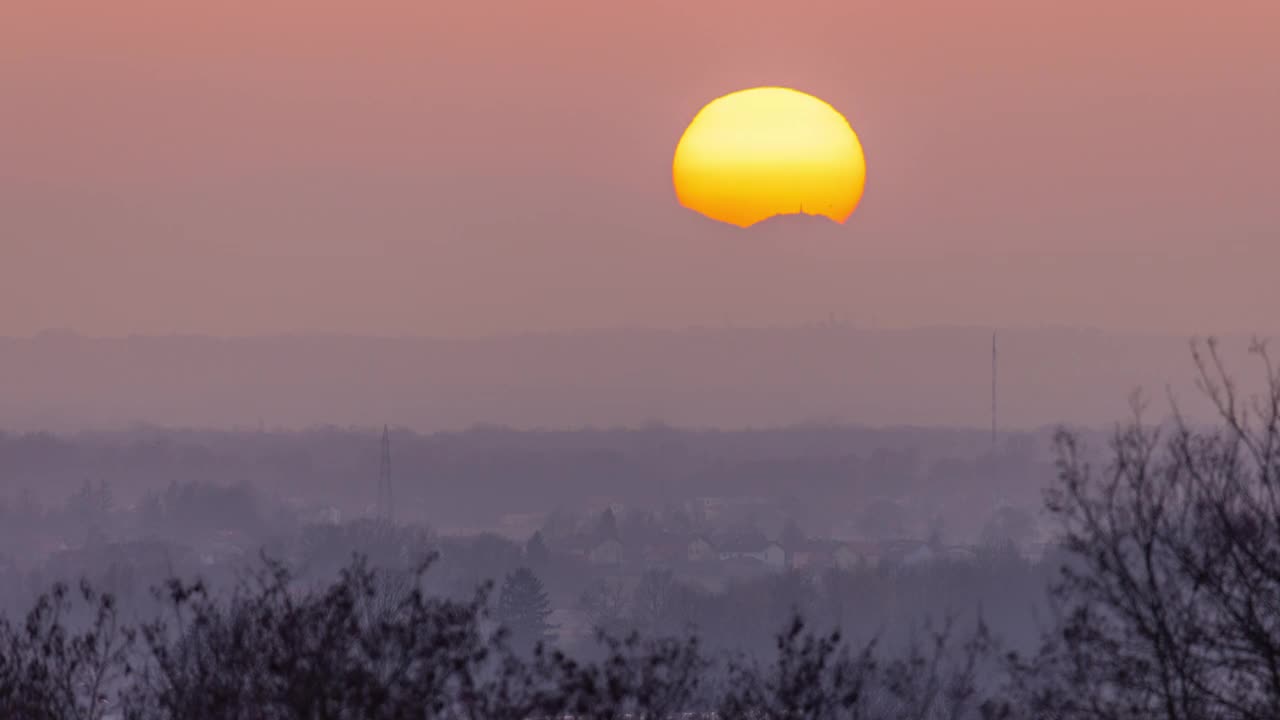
[0,553,1008,719]
[577,578,628,636]
[161,480,261,538]
[977,505,1035,552]
[718,615,999,720]
[620,508,662,546]
[136,491,165,537]
[495,567,556,653]
[632,569,678,635]
[856,499,905,541]
[780,519,807,553]
[661,502,701,536]
[1021,340,1280,720]
[539,507,581,545]
[926,513,947,551]
[298,519,432,581]
[437,532,522,598]
[524,531,551,568]
[0,581,134,720]
[126,557,511,720]
[595,507,620,543]
[66,480,112,542]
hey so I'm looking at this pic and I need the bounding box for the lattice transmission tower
[377,425,393,525]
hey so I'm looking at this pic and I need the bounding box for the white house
[718,540,787,571]
[687,536,716,563]
[758,541,787,570]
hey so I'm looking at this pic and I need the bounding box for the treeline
[0,510,1054,662]
[0,555,1014,720]
[0,422,1057,539]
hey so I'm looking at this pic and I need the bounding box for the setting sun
[673,87,867,228]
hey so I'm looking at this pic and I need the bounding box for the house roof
[639,533,715,560]
[838,540,882,557]
[715,534,780,554]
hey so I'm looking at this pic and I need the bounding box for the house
[940,545,977,563]
[638,535,686,567]
[588,537,624,566]
[686,536,716,563]
[829,543,857,570]
[758,541,787,570]
[878,539,934,569]
[789,539,833,570]
[789,545,814,569]
[716,536,786,571]
[902,544,936,566]
[835,540,881,569]
[634,534,718,567]
[789,539,883,571]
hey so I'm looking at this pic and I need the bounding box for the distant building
[588,537,624,566]
[940,546,977,563]
[783,539,835,570]
[759,542,787,570]
[717,536,786,571]
[788,540,828,570]
[639,539,679,567]
[902,544,936,567]
[878,539,933,569]
[835,541,880,569]
[686,536,716,563]
[634,534,718,567]
[783,539,881,571]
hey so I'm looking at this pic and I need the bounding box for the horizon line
[5,324,1263,343]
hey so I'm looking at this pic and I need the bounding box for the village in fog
[0,423,1061,659]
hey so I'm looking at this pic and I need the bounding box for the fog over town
[5,331,1280,718]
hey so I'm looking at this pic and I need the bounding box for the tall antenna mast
[378,425,393,525]
[991,331,998,451]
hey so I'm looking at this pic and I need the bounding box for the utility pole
[378,425,393,525]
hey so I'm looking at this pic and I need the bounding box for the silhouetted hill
[746,212,843,233]
[0,326,1254,432]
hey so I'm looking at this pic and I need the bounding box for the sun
[673,87,866,229]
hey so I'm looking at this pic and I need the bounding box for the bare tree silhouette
[1015,339,1280,720]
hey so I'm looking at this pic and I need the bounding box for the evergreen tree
[495,567,556,653]
[780,519,806,551]
[595,507,620,542]
[926,514,946,549]
[138,490,166,536]
[67,479,112,542]
[524,531,551,567]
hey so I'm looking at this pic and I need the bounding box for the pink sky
[3,0,1278,337]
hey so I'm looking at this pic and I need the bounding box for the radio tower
[377,425,393,525]
[991,332,998,451]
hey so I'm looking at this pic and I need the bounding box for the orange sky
[3,0,1279,337]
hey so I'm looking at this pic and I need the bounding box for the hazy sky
[4,0,1278,337]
